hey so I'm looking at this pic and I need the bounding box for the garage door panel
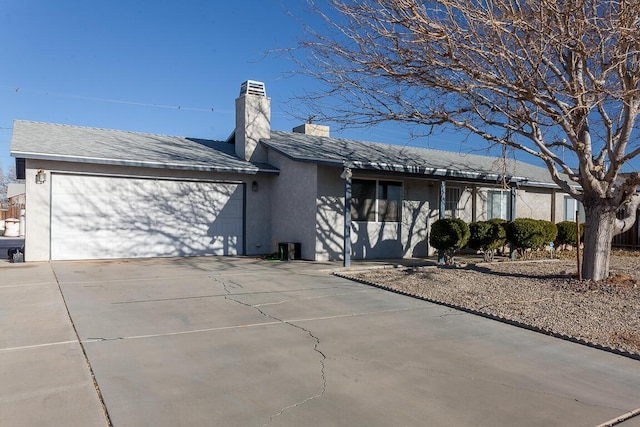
[51,175,244,260]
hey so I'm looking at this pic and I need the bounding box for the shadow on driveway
[3,256,640,426]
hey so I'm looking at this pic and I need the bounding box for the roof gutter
[265,140,568,188]
[11,151,280,175]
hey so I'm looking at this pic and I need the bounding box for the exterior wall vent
[240,80,266,97]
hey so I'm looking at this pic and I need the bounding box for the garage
[50,174,244,260]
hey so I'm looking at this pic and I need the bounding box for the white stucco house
[10,81,576,262]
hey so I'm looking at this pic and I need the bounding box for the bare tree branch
[290,0,640,280]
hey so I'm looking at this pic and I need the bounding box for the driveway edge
[334,271,640,362]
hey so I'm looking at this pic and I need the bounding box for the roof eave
[11,151,279,175]
[264,143,557,187]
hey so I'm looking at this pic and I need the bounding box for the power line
[2,86,227,113]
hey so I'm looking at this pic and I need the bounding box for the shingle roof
[10,120,278,174]
[264,131,559,187]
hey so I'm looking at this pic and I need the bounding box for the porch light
[251,181,259,192]
[340,166,352,180]
[35,169,46,184]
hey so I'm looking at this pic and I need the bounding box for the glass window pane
[564,196,576,221]
[445,187,461,218]
[564,196,585,222]
[489,190,509,220]
[378,181,402,222]
[351,180,376,221]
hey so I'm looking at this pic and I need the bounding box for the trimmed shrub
[538,220,558,245]
[468,220,507,261]
[506,218,546,257]
[430,218,470,264]
[468,221,492,250]
[555,221,585,247]
[488,218,508,250]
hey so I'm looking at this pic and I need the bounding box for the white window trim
[488,189,511,220]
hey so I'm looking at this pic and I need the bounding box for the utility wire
[2,86,226,113]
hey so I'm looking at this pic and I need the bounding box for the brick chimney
[235,80,270,162]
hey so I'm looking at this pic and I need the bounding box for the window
[488,190,511,220]
[564,196,585,222]
[445,187,461,218]
[351,179,402,222]
[378,180,403,222]
[351,180,376,221]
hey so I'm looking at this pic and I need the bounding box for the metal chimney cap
[240,80,266,97]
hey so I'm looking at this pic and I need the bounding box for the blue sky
[0,0,430,174]
[1,1,636,176]
[2,0,518,176]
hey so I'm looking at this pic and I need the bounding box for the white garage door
[51,174,244,260]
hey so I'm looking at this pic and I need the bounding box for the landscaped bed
[343,252,640,357]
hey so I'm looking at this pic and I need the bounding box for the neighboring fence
[612,214,640,250]
[0,201,24,221]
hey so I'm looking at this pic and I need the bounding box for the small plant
[468,220,507,261]
[430,218,470,264]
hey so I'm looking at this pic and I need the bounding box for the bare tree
[293,0,640,280]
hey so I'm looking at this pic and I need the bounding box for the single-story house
[11,80,579,262]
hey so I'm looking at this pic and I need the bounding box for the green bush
[468,220,507,261]
[468,221,492,250]
[488,217,507,226]
[538,220,558,245]
[506,218,547,256]
[555,221,585,246]
[430,218,470,263]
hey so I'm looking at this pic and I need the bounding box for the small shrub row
[430,217,584,263]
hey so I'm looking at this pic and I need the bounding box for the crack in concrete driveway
[214,276,328,426]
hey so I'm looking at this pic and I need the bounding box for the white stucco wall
[401,178,434,257]
[24,165,51,261]
[316,165,344,261]
[23,159,273,261]
[469,184,573,224]
[516,188,554,220]
[268,152,318,260]
[456,186,474,223]
[315,170,436,261]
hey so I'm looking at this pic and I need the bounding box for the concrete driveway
[2,256,640,426]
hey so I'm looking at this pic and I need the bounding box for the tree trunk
[581,202,617,281]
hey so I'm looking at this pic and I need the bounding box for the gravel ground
[347,254,640,356]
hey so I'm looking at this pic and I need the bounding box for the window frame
[564,196,585,222]
[445,186,462,218]
[351,178,403,223]
[487,189,511,220]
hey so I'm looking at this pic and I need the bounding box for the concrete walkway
[2,256,640,426]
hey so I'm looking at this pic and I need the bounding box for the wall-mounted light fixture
[35,169,46,184]
[251,181,259,192]
[340,166,352,180]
